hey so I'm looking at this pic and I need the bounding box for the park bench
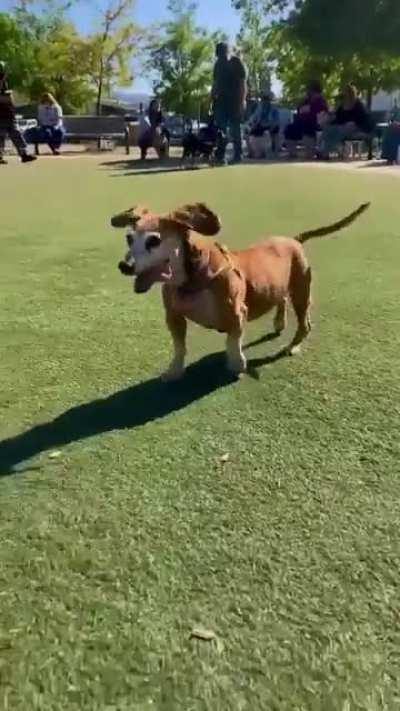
[342,132,375,160]
[342,111,388,161]
[30,115,131,154]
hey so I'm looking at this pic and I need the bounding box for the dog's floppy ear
[167,203,221,236]
[110,205,151,229]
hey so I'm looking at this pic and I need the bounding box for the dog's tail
[295,202,370,244]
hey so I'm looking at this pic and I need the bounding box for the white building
[371,90,400,113]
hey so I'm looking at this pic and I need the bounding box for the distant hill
[113,90,151,109]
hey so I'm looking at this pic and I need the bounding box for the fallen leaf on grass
[220,453,229,464]
[190,628,216,641]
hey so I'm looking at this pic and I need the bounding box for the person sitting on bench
[284,80,328,159]
[246,91,280,158]
[138,99,169,160]
[319,84,372,160]
[25,93,65,155]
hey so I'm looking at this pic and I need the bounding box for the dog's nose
[118,261,135,276]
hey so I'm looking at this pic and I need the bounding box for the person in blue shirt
[247,92,280,157]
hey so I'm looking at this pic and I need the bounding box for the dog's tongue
[135,264,170,293]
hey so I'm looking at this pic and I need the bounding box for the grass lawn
[1,154,400,710]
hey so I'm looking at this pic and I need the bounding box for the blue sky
[0,0,240,93]
[72,0,241,37]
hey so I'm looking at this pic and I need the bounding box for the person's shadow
[0,345,287,477]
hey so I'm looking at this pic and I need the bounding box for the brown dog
[111,201,370,380]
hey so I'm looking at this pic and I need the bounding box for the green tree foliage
[147,1,218,118]
[233,0,400,106]
[291,0,400,106]
[1,0,141,113]
[85,0,141,116]
[293,0,400,58]
[26,22,95,111]
[0,13,35,88]
[235,0,271,98]
[265,23,337,105]
[1,4,93,110]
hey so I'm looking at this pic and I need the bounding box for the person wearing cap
[0,61,36,165]
[212,42,247,165]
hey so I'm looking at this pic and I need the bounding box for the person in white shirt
[26,92,65,155]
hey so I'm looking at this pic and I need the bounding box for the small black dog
[181,120,221,168]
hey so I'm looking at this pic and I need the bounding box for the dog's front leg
[162,288,187,381]
[226,302,247,376]
[162,309,187,382]
[226,330,246,375]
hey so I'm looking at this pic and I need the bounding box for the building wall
[372,90,400,113]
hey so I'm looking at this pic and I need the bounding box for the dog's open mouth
[134,261,172,293]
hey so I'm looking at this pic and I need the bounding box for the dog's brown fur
[112,201,370,380]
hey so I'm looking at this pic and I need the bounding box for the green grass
[1,154,400,710]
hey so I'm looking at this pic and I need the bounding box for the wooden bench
[31,115,131,154]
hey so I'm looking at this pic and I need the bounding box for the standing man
[212,43,247,165]
[0,61,36,165]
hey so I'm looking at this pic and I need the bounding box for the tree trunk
[96,77,103,116]
[366,85,373,111]
[366,66,374,111]
[96,62,104,150]
[96,55,105,116]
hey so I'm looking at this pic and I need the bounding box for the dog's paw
[227,358,247,376]
[287,345,302,356]
[161,367,185,383]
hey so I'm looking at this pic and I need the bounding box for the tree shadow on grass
[0,345,288,476]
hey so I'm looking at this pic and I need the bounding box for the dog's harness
[178,241,243,297]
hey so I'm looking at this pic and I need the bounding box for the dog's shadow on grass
[0,343,286,477]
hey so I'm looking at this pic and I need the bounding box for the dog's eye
[145,234,161,251]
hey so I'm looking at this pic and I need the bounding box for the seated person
[284,80,328,159]
[138,99,169,160]
[381,102,400,165]
[319,84,373,159]
[25,93,65,155]
[246,92,280,158]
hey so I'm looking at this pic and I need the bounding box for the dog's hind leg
[287,267,312,355]
[273,298,288,335]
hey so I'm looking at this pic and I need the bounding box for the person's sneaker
[21,154,37,163]
[0,157,7,165]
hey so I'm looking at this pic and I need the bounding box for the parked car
[164,115,187,146]
[16,116,37,132]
